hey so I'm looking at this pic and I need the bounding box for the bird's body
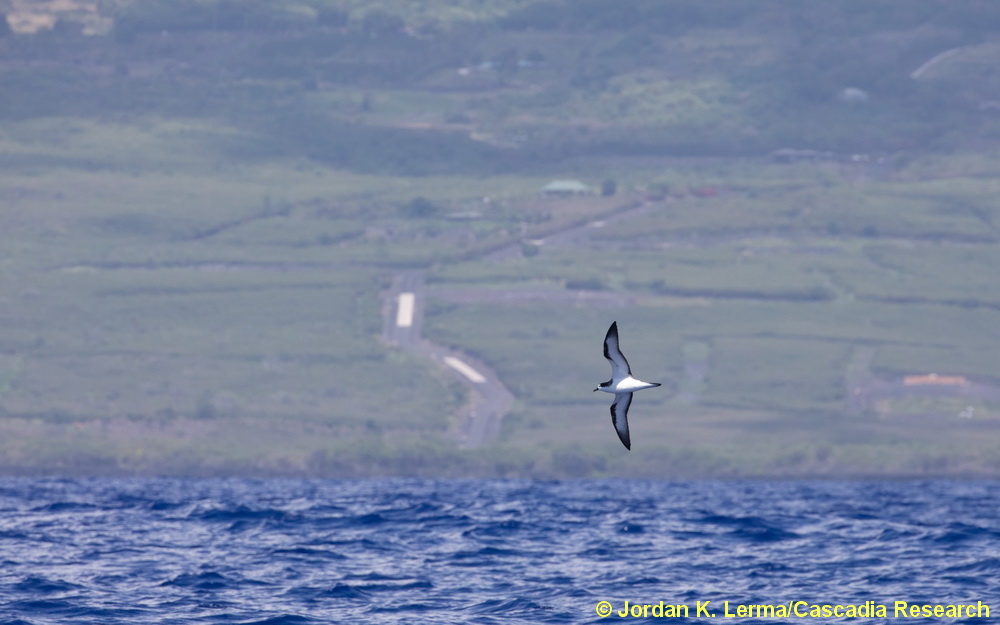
[594,321,660,450]
[596,377,660,394]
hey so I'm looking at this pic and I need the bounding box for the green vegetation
[1,0,1000,477]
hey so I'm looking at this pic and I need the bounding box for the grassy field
[5,117,1000,477]
[3,1,1000,476]
[5,130,1000,478]
[418,155,1000,477]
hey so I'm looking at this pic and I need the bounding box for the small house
[902,373,969,387]
[541,180,591,195]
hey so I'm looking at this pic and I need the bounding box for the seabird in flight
[594,321,661,450]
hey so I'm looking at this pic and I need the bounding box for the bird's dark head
[594,380,610,392]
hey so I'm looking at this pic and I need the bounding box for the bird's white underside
[596,376,658,393]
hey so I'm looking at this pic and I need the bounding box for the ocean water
[0,479,997,624]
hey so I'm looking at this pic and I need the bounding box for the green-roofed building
[541,179,592,195]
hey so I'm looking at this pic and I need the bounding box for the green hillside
[1,0,1000,476]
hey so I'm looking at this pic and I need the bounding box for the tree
[318,8,348,28]
[526,49,545,65]
[362,10,404,36]
[401,197,439,218]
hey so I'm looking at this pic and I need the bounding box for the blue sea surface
[0,478,997,624]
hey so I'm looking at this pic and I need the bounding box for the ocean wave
[0,478,996,624]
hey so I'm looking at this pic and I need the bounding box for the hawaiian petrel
[593,321,661,450]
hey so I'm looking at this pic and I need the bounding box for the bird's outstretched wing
[610,392,633,450]
[603,321,632,380]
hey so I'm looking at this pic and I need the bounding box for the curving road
[384,270,514,448]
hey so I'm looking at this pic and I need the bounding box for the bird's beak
[593,387,599,392]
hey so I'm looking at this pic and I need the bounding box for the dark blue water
[0,479,997,624]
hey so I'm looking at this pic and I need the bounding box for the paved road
[484,200,648,261]
[383,270,514,448]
